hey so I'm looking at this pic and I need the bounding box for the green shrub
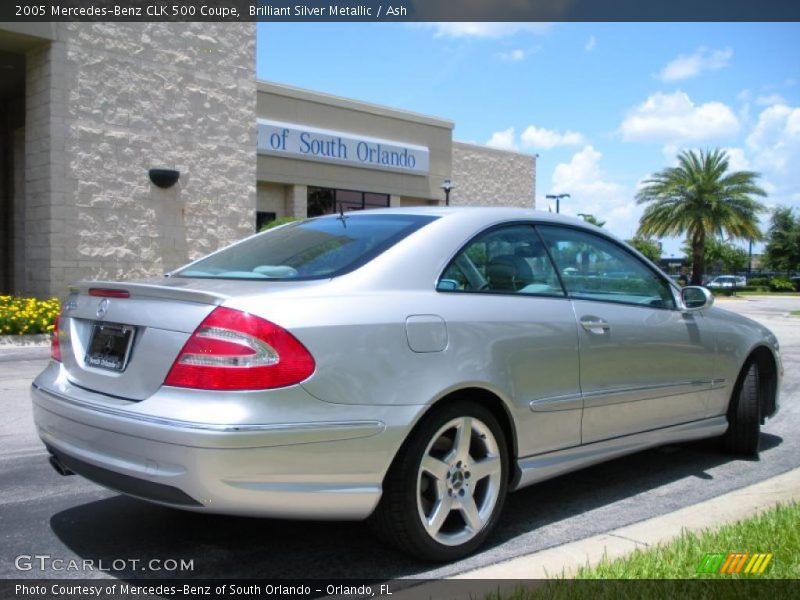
[747,276,769,287]
[259,217,298,232]
[769,277,795,292]
[0,296,61,335]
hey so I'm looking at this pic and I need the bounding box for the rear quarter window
[176,214,437,280]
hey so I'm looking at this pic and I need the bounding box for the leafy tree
[682,237,748,274]
[626,236,662,263]
[636,148,766,285]
[763,206,800,275]
[259,216,298,232]
[578,214,606,227]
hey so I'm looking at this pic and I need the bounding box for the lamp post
[440,178,454,206]
[545,193,570,213]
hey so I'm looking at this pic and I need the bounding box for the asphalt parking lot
[0,295,798,581]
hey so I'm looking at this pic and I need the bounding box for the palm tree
[636,149,766,285]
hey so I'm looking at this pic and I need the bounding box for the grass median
[488,502,799,600]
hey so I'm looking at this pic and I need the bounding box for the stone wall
[24,23,256,297]
[451,141,536,209]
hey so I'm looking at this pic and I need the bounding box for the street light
[545,193,570,213]
[440,178,454,206]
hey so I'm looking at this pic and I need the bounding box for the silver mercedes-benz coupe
[32,207,781,561]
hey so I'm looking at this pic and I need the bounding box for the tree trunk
[691,230,705,286]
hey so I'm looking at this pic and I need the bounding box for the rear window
[175,214,437,280]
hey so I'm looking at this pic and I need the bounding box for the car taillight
[51,313,62,362]
[163,307,315,391]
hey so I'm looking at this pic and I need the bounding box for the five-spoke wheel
[369,401,508,561]
[417,416,504,547]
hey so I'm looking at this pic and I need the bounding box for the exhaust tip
[48,454,74,476]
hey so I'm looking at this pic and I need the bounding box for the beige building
[255,82,536,225]
[0,23,535,299]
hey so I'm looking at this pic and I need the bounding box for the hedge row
[0,296,61,335]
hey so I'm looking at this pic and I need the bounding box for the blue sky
[257,22,800,255]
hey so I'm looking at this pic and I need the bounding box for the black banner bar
[2,579,800,600]
[2,0,800,23]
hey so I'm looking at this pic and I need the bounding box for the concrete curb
[0,334,50,349]
[391,468,800,599]
[456,467,800,579]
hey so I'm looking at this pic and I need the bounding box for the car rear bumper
[31,364,422,520]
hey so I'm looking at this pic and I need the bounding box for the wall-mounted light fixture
[148,168,180,189]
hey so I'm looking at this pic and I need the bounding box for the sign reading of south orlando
[257,119,429,175]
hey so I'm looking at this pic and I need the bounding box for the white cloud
[585,35,596,52]
[620,91,739,143]
[721,147,751,172]
[497,48,527,61]
[547,145,639,234]
[521,125,585,149]
[657,47,733,82]
[486,127,518,150]
[552,146,623,199]
[756,93,788,106]
[419,23,551,39]
[738,103,800,223]
[746,103,800,174]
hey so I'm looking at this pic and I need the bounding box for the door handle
[580,317,611,334]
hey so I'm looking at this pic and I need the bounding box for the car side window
[438,225,565,296]
[537,225,675,309]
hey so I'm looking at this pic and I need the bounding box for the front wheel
[369,401,508,561]
[722,361,761,457]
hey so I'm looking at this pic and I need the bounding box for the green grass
[740,292,800,296]
[486,502,800,600]
[790,310,800,316]
[572,502,799,579]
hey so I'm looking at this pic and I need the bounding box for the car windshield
[175,214,437,280]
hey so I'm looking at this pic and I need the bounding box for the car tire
[368,401,508,562]
[721,361,761,457]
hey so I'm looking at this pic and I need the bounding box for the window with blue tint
[176,214,437,280]
[537,225,675,309]
[438,225,565,296]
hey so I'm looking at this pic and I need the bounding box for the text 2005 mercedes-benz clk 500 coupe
[32,207,781,561]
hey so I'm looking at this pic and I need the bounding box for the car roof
[339,206,595,228]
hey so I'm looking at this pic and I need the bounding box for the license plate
[85,323,135,372]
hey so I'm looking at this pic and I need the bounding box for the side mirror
[437,279,459,291]
[681,286,714,312]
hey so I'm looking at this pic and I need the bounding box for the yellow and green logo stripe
[697,552,773,574]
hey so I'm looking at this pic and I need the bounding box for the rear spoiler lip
[68,280,229,306]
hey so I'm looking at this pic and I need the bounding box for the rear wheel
[722,362,761,456]
[369,402,508,561]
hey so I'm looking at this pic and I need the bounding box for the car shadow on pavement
[48,433,783,580]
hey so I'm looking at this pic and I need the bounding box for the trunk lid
[57,278,318,401]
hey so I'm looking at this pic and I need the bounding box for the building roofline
[453,139,538,160]
[256,79,455,130]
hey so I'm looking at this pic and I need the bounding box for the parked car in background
[707,275,747,289]
[32,208,782,561]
